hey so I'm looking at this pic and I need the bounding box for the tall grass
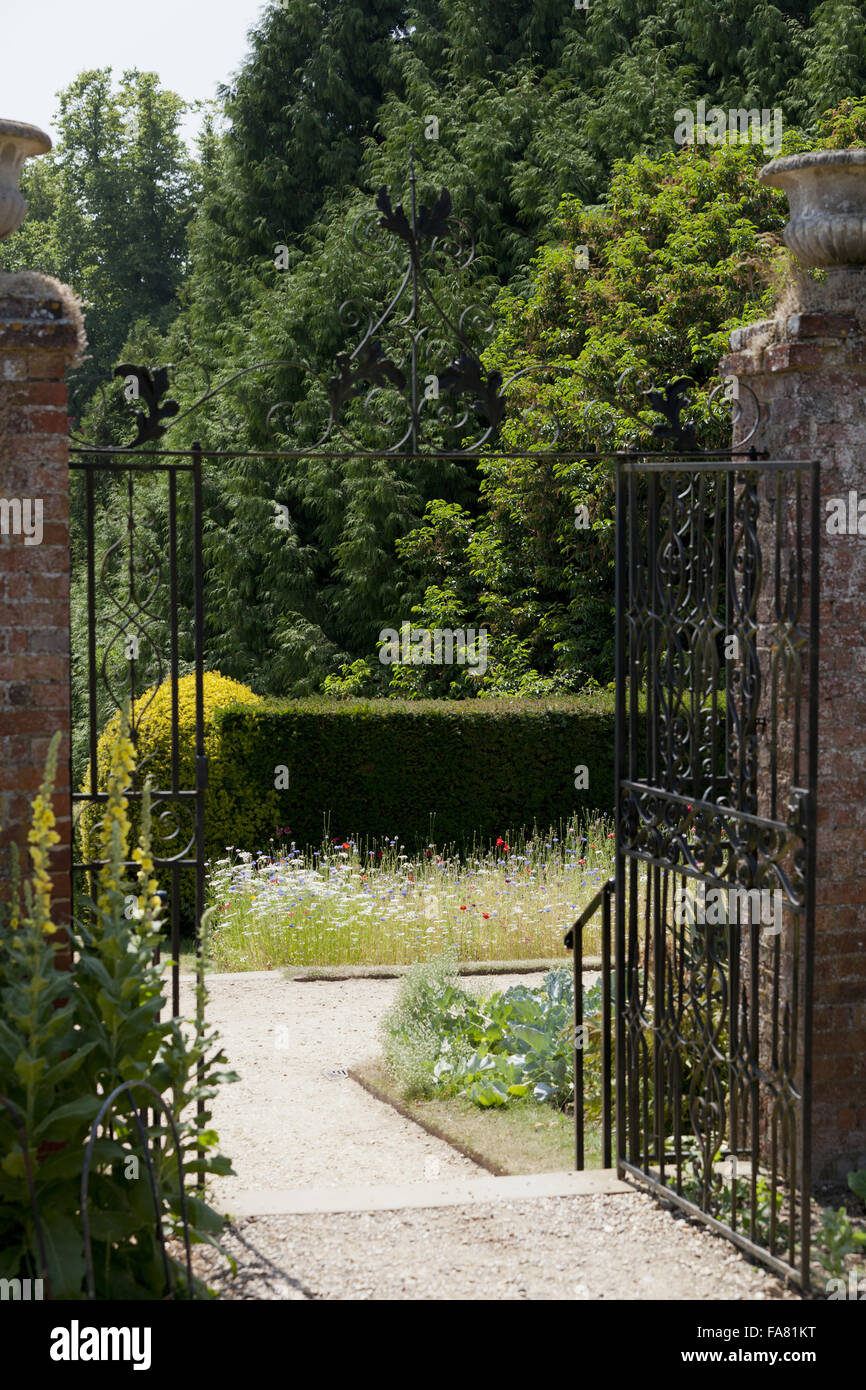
[205,815,616,970]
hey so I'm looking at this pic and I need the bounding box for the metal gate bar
[565,877,614,1171]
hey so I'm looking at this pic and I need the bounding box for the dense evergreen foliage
[5,2,866,707]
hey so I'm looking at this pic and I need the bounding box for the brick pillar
[721,272,866,1181]
[0,272,85,940]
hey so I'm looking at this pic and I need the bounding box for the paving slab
[225,1167,631,1217]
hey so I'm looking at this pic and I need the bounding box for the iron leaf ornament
[375,187,413,246]
[326,340,407,413]
[416,188,453,243]
[438,353,507,430]
[114,364,180,447]
[376,185,452,253]
[646,377,697,452]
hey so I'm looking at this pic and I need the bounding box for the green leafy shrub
[380,949,464,1099]
[0,723,236,1299]
[848,1169,866,1205]
[812,1169,866,1283]
[81,670,265,928]
[816,1207,866,1281]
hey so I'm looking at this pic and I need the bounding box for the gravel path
[181,968,798,1301]
[191,1195,794,1301]
[180,970,546,1203]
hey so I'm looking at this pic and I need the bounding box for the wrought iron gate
[65,157,820,1289]
[69,444,207,1014]
[613,455,819,1287]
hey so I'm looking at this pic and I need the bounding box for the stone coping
[0,119,51,154]
[0,271,86,361]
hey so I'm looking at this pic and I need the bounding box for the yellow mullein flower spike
[97,709,137,918]
[24,732,62,935]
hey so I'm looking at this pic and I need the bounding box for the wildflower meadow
[206,817,617,970]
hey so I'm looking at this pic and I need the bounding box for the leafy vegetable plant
[381,952,604,1113]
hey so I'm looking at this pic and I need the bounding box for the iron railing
[564,878,614,1171]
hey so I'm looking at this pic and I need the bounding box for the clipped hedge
[82,671,730,933]
[212,693,622,858]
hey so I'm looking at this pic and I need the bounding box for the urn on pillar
[760,149,866,267]
[0,119,52,241]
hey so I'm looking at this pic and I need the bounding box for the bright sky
[2,0,270,148]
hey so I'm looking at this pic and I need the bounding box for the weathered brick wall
[0,272,85,941]
[721,277,866,1180]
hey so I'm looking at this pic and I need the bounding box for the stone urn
[0,119,52,240]
[760,149,866,266]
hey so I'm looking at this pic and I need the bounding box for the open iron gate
[570,454,819,1290]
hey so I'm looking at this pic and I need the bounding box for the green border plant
[0,720,237,1299]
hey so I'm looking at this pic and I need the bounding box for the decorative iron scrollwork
[72,154,764,458]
